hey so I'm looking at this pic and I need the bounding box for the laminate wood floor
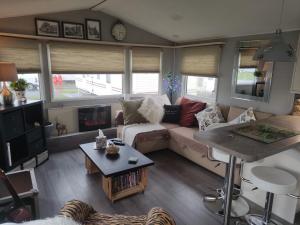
[35,149,299,225]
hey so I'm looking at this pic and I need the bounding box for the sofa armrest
[146,207,176,225]
[115,110,124,126]
[59,200,96,223]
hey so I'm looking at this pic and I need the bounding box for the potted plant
[254,70,265,82]
[10,78,28,101]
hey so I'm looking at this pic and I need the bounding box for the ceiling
[0,0,300,42]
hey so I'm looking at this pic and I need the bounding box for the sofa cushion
[161,122,181,130]
[138,97,165,123]
[168,127,208,153]
[162,105,181,123]
[120,99,148,125]
[227,106,272,122]
[228,107,256,124]
[179,97,206,127]
[195,105,225,131]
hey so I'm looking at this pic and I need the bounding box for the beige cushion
[227,106,272,122]
[168,127,208,153]
[161,122,180,130]
[120,99,148,125]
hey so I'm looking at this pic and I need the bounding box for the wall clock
[111,22,127,41]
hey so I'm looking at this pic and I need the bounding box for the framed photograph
[86,19,101,40]
[62,22,84,39]
[35,18,60,37]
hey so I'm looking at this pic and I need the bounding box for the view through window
[186,76,217,101]
[51,74,123,100]
[12,73,41,100]
[132,73,159,94]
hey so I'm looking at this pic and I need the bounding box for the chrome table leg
[223,155,236,225]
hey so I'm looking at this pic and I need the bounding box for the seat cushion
[251,166,297,195]
[169,127,207,153]
[161,122,180,130]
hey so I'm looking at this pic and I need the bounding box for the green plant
[254,70,263,77]
[10,78,28,91]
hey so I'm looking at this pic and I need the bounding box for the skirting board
[47,128,117,153]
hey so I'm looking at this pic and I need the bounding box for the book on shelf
[112,169,142,193]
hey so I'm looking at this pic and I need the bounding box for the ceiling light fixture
[253,0,296,62]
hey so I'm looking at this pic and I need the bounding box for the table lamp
[0,62,18,105]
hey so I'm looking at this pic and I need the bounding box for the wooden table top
[193,115,300,162]
[80,141,154,177]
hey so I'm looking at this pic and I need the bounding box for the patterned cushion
[60,200,96,223]
[195,105,225,131]
[60,200,176,225]
[146,207,176,225]
[228,107,256,124]
[162,105,181,123]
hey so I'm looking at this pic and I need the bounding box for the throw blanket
[122,123,166,146]
[3,216,80,225]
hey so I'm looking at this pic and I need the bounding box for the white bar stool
[204,147,250,218]
[245,166,298,225]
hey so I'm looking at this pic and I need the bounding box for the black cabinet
[0,101,47,171]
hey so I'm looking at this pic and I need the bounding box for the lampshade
[0,62,18,81]
[253,31,296,62]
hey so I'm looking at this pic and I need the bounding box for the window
[17,73,41,100]
[51,74,122,100]
[131,47,161,94]
[48,42,125,100]
[180,45,222,102]
[132,73,159,94]
[0,37,42,101]
[185,76,217,101]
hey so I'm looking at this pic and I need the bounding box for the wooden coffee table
[79,141,154,202]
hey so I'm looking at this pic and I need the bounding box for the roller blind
[49,42,125,74]
[180,45,222,77]
[239,48,258,68]
[0,37,41,73]
[131,47,161,73]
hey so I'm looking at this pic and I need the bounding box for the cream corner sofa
[116,104,273,182]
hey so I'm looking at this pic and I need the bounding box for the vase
[15,91,26,102]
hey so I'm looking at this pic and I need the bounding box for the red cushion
[179,97,206,127]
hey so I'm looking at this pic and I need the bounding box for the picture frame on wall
[62,22,84,39]
[85,19,101,41]
[35,18,60,37]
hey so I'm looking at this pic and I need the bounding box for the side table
[0,169,39,220]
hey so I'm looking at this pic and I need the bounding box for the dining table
[193,115,300,225]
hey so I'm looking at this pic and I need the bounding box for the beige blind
[0,37,41,73]
[180,45,222,76]
[239,48,258,68]
[49,42,125,74]
[131,47,161,73]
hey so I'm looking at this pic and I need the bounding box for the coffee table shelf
[80,142,154,203]
[102,168,147,202]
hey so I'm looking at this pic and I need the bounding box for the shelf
[111,183,145,202]
[0,101,46,171]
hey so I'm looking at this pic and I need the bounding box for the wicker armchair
[60,200,176,225]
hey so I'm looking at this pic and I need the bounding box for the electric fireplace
[78,105,111,132]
